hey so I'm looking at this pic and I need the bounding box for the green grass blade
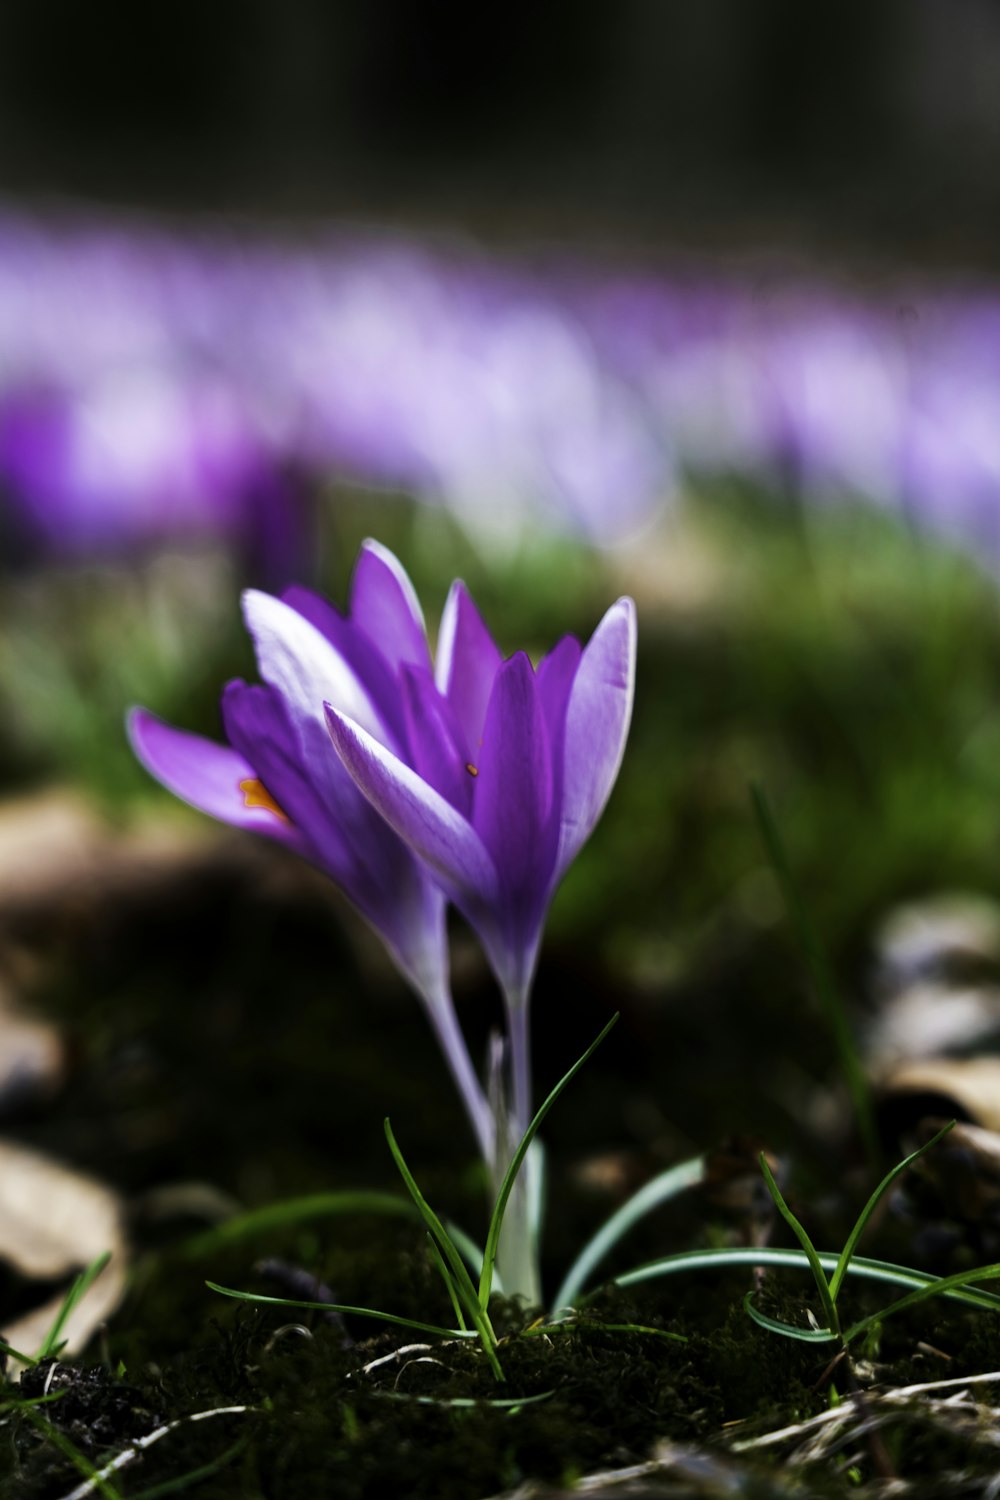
[552,1154,706,1314]
[0,1336,39,1367]
[383,1120,504,1381]
[829,1121,955,1303]
[180,1191,418,1258]
[758,1154,839,1335]
[750,782,878,1166]
[181,1188,485,1277]
[842,1255,1000,1311]
[479,1013,619,1310]
[206,1282,476,1340]
[426,1235,467,1332]
[0,1391,68,1414]
[441,1222,488,1279]
[612,1246,1000,1315]
[843,1260,1000,1343]
[743,1290,838,1343]
[382,1121,486,1325]
[38,1251,112,1361]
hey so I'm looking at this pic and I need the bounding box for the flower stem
[507,997,533,1154]
[493,987,542,1309]
[422,984,494,1166]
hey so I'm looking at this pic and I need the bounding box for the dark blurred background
[0,0,998,260]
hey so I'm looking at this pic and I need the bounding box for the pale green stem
[493,985,542,1308]
[506,994,533,1156]
[422,982,494,1167]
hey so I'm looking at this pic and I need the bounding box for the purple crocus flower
[325,582,636,1035]
[128,539,492,1159]
[326,580,634,1304]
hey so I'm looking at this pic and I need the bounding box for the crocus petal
[224,682,450,1002]
[473,652,554,913]
[555,596,637,881]
[349,538,432,674]
[280,584,408,747]
[535,633,582,819]
[401,665,474,817]
[243,589,398,752]
[222,679,376,881]
[325,704,499,916]
[127,706,303,850]
[435,580,503,754]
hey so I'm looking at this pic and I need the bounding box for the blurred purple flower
[0,374,307,585]
[3,205,1000,571]
[128,539,492,1158]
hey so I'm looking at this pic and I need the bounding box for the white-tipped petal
[325,704,499,913]
[243,589,396,750]
[555,596,636,879]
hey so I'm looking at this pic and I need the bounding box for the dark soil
[1,830,999,1499]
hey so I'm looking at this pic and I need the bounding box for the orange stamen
[239,778,289,821]
[465,763,479,778]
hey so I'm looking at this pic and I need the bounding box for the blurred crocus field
[3,185,1000,1500]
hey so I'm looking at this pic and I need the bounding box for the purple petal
[243,589,398,751]
[349,538,432,673]
[401,665,474,817]
[223,682,449,999]
[535,633,582,813]
[435,580,502,755]
[127,706,302,849]
[555,597,636,880]
[473,651,555,926]
[221,680,364,873]
[281,584,408,746]
[325,704,498,915]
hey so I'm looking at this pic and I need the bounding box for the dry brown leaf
[0,1138,126,1359]
[877,1055,1000,1134]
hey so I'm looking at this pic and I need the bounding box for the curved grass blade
[758,1155,839,1336]
[0,1336,40,1367]
[611,1246,1000,1315]
[746,1255,1000,1346]
[743,1291,838,1343]
[206,1281,476,1341]
[479,1013,619,1311]
[552,1154,706,1314]
[829,1120,955,1303]
[751,782,877,1166]
[180,1192,419,1259]
[0,1391,68,1413]
[843,1260,1000,1343]
[182,1188,485,1277]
